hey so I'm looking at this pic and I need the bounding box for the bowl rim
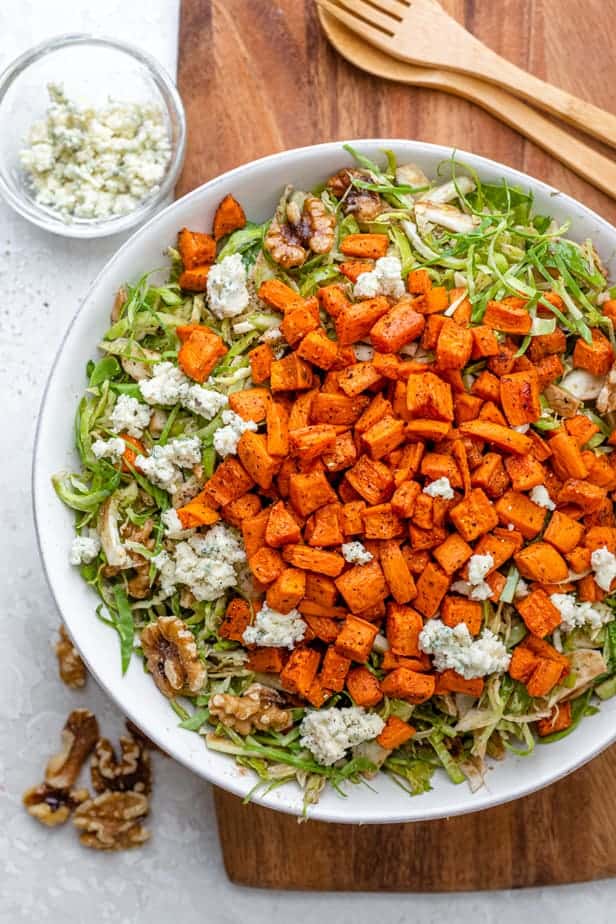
[0,32,186,239]
[33,138,616,823]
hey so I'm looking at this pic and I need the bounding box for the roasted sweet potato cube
[528,328,567,363]
[246,647,286,674]
[392,442,424,486]
[335,560,387,613]
[219,598,252,642]
[241,509,270,558]
[573,328,614,376]
[346,455,394,505]
[237,431,279,490]
[304,573,338,608]
[407,268,432,294]
[338,260,374,283]
[483,299,531,334]
[557,478,607,513]
[289,469,338,517]
[504,455,546,492]
[386,602,423,656]
[322,430,358,474]
[346,666,383,707]
[527,658,565,698]
[266,567,306,614]
[370,298,425,353]
[414,562,451,618]
[509,645,540,684]
[471,370,501,403]
[265,501,301,548]
[406,372,454,422]
[515,588,561,638]
[391,480,420,519]
[289,424,337,462]
[495,490,546,539]
[436,318,473,371]
[296,329,338,369]
[282,545,345,577]
[335,297,390,346]
[340,233,389,259]
[381,668,436,703]
[178,326,227,382]
[435,670,484,698]
[335,615,379,662]
[411,493,433,531]
[249,546,284,584]
[355,394,393,434]
[376,715,416,749]
[536,702,572,737]
[280,648,321,697]
[229,387,271,423]
[499,371,541,426]
[548,431,589,480]
[336,362,382,398]
[302,613,343,644]
[280,302,321,347]
[213,194,246,240]
[514,542,569,583]
[420,452,462,489]
[341,500,367,536]
[361,417,406,460]
[221,492,262,528]
[178,227,216,268]
[320,647,351,691]
[470,453,510,499]
[270,353,313,391]
[470,325,500,359]
[258,278,306,313]
[544,510,585,553]
[176,492,220,529]
[433,532,473,575]
[454,393,484,425]
[380,541,417,604]
[311,392,370,426]
[248,342,274,384]
[459,420,532,455]
[317,284,350,318]
[203,457,254,507]
[441,596,482,636]
[305,503,344,547]
[449,488,499,542]
[471,531,519,573]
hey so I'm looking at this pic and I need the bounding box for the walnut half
[91,736,151,795]
[55,624,87,689]
[140,615,206,698]
[23,783,89,828]
[209,683,293,736]
[45,709,99,790]
[73,791,150,850]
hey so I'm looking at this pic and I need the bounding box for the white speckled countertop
[1,2,614,920]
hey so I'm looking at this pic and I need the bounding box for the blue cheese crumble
[110,394,151,437]
[207,254,250,319]
[419,619,510,679]
[135,436,201,494]
[299,706,385,766]
[138,361,228,419]
[20,83,171,221]
[341,541,373,565]
[213,409,258,458]
[242,603,307,649]
[69,532,101,565]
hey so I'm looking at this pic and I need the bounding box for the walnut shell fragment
[55,624,87,689]
[73,790,150,850]
[91,736,151,795]
[23,783,89,827]
[45,709,99,790]
[326,167,382,221]
[140,615,206,698]
[209,682,293,736]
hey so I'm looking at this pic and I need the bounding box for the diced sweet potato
[341,499,367,536]
[346,665,383,706]
[282,544,345,577]
[449,488,499,542]
[441,596,482,636]
[459,419,532,455]
[528,328,567,363]
[305,503,344,547]
[229,387,271,422]
[527,658,565,698]
[573,328,614,376]
[407,268,432,294]
[381,668,436,703]
[219,598,252,642]
[296,329,339,369]
[280,648,321,697]
[237,431,279,490]
[483,299,531,334]
[494,490,546,539]
[320,647,351,691]
[414,562,451,618]
[270,353,314,391]
[289,424,337,462]
[406,372,454,422]
[548,431,589,480]
[543,510,585,553]
[391,480,421,519]
[335,615,379,662]
[470,452,510,499]
[557,478,607,513]
[370,298,425,353]
[376,715,416,749]
[249,342,274,384]
[178,228,216,268]
[380,541,417,604]
[470,325,500,359]
[241,509,270,558]
[266,567,306,613]
[335,560,387,613]
[178,326,227,382]
[258,278,306,313]
[176,492,220,528]
[280,302,321,347]
[322,430,358,474]
[340,233,389,259]
[434,670,484,698]
[302,613,343,644]
[436,318,473,371]
[311,392,370,426]
[304,572,338,608]
[213,194,246,240]
[386,602,423,656]
[422,287,448,314]
[433,533,473,575]
[537,702,572,737]
[361,504,404,540]
[265,501,301,547]
[335,297,390,346]
[515,588,561,638]
[203,457,254,507]
[514,542,569,583]
[499,371,541,426]
[289,469,338,517]
[338,260,375,283]
[249,546,284,584]
[504,454,545,492]
[317,284,350,318]
[246,647,286,674]
[346,455,394,505]
[221,492,262,528]
[337,362,382,397]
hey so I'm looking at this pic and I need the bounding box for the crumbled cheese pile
[135,436,202,494]
[419,619,510,679]
[423,477,454,500]
[110,394,151,437]
[92,436,126,461]
[154,523,246,601]
[242,603,306,649]
[451,553,494,601]
[207,253,250,319]
[550,592,614,632]
[341,541,373,565]
[299,706,385,766]
[212,409,257,458]
[590,546,616,592]
[139,361,228,418]
[354,256,406,300]
[69,531,101,566]
[529,484,555,511]
[20,83,171,220]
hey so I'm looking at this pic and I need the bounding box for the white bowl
[33,140,616,823]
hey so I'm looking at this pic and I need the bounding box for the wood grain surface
[177,0,616,890]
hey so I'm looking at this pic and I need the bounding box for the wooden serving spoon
[317,5,616,200]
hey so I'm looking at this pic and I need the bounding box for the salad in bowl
[51,144,616,813]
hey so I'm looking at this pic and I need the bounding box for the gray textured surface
[0,1,614,920]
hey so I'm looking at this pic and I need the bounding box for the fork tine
[333,0,396,33]
[316,1,393,43]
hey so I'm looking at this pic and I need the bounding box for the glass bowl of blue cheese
[0,34,186,238]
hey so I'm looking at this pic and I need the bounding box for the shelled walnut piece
[55,624,87,689]
[140,615,206,698]
[73,790,150,850]
[209,683,293,736]
[91,736,151,795]
[45,709,99,789]
[23,783,89,827]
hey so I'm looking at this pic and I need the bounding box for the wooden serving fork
[317,0,616,150]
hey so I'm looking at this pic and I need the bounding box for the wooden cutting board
[177,0,616,890]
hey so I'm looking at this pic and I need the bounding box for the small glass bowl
[0,34,186,238]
